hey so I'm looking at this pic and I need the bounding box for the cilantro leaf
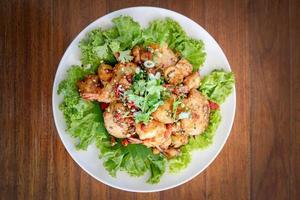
[125,72,167,123]
[117,50,133,63]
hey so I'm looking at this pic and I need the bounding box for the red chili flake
[126,74,133,83]
[110,137,116,146]
[140,124,146,131]
[121,139,129,146]
[114,84,120,98]
[146,52,152,60]
[128,101,137,109]
[127,118,135,126]
[100,102,109,110]
[166,124,173,130]
[209,100,219,110]
[164,125,172,138]
[163,84,175,92]
[114,113,121,120]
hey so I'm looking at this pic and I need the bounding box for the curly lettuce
[199,69,235,104]
[79,29,115,69]
[96,141,166,183]
[79,16,143,69]
[112,16,143,50]
[175,38,206,71]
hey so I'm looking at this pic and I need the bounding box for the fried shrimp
[103,102,134,138]
[152,96,176,124]
[77,75,115,103]
[163,58,193,85]
[181,89,210,135]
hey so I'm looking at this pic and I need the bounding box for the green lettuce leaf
[96,140,166,183]
[58,66,91,125]
[79,29,116,69]
[199,69,235,104]
[103,27,119,41]
[143,18,186,48]
[175,38,206,71]
[112,16,143,50]
[168,146,191,173]
[147,153,166,183]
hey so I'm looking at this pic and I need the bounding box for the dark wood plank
[249,0,291,199]
[108,0,159,11]
[290,0,300,199]
[0,1,18,199]
[202,1,250,199]
[52,0,109,199]
[0,0,53,199]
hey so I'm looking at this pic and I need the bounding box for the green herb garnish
[125,71,168,123]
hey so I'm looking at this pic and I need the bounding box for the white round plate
[52,7,236,192]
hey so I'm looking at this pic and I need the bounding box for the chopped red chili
[110,137,116,146]
[128,101,136,109]
[163,84,175,92]
[114,112,121,120]
[146,52,152,60]
[209,100,219,110]
[114,84,120,98]
[126,74,133,83]
[121,138,129,146]
[140,124,146,131]
[100,102,109,110]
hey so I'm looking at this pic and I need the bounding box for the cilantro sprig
[125,71,169,123]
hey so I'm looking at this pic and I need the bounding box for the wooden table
[1,0,299,199]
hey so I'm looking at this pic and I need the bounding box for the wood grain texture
[0,0,299,199]
[249,0,291,199]
[290,0,300,199]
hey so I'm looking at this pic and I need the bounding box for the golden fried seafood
[181,89,210,135]
[103,102,134,138]
[154,44,178,68]
[183,72,201,90]
[171,134,189,148]
[98,63,113,82]
[77,75,115,103]
[152,96,176,124]
[136,120,166,140]
[163,58,193,85]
